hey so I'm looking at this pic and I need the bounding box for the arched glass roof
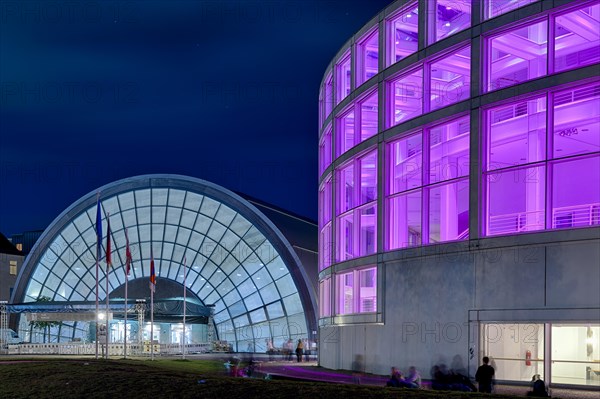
[14,175,314,350]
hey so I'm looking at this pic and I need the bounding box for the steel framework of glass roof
[12,175,316,350]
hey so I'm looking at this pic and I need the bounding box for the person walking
[295,339,304,362]
[475,356,495,393]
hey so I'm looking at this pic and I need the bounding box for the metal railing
[489,203,599,235]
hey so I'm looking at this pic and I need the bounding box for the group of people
[271,338,312,362]
[386,356,548,397]
[386,366,422,388]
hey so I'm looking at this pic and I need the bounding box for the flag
[125,228,132,276]
[149,248,156,293]
[105,214,112,267]
[95,195,102,253]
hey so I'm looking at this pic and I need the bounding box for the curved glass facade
[318,0,599,386]
[14,176,314,351]
[318,0,599,313]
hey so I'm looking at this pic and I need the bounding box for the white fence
[6,342,212,356]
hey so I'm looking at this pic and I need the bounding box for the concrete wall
[318,233,600,379]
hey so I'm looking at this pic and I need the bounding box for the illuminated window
[336,50,352,105]
[388,68,423,128]
[336,109,355,158]
[319,124,332,175]
[387,116,470,249]
[487,19,548,92]
[336,90,378,158]
[554,3,600,73]
[324,72,333,118]
[336,150,378,261]
[319,277,332,317]
[16,243,23,251]
[431,0,471,44]
[319,176,333,271]
[356,28,379,86]
[484,0,538,20]
[386,3,419,67]
[10,260,17,275]
[429,45,471,111]
[336,266,377,315]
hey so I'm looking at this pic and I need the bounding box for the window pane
[319,223,332,271]
[487,96,547,170]
[357,28,379,86]
[336,51,351,105]
[360,90,378,142]
[337,272,354,315]
[429,179,469,243]
[488,20,548,92]
[389,68,423,127]
[551,324,600,386]
[387,190,422,249]
[485,0,538,20]
[553,83,600,159]
[551,156,600,229]
[359,150,377,205]
[325,73,333,118]
[337,212,354,261]
[319,125,332,175]
[482,323,545,383]
[486,166,546,236]
[359,268,377,313]
[429,116,470,184]
[337,163,355,214]
[319,177,332,228]
[430,46,471,111]
[554,3,600,73]
[319,277,332,317]
[389,133,422,194]
[336,109,355,157]
[433,0,471,43]
[387,3,419,66]
[359,204,377,257]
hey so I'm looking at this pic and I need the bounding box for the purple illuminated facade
[318,0,599,387]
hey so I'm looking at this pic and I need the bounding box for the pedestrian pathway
[255,360,599,399]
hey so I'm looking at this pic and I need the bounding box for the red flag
[125,228,132,276]
[149,247,156,293]
[106,214,112,267]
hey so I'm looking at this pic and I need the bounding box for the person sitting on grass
[386,367,403,387]
[401,366,422,388]
[527,374,549,397]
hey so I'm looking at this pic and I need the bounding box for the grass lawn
[0,358,530,398]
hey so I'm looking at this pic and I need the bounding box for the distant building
[317,0,599,388]
[10,230,43,255]
[0,233,24,302]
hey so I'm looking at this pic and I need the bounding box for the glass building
[10,175,317,352]
[318,0,599,387]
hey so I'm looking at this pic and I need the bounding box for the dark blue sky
[0,0,391,236]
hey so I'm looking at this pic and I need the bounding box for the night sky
[0,0,391,236]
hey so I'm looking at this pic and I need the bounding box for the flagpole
[105,213,111,360]
[124,228,130,360]
[150,283,154,361]
[95,245,99,359]
[124,269,128,359]
[182,257,187,360]
[150,247,155,361]
[95,193,101,360]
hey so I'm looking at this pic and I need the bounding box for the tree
[29,296,61,343]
